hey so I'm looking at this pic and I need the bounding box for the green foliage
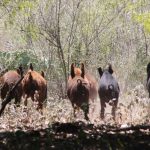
[126,0,150,34]
[133,13,150,33]
[0,50,46,71]
[18,1,34,11]
[1,0,11,6]
[25,24,39,40]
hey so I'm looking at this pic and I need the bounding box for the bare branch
[0,76,24,116]
[88,5,127,46]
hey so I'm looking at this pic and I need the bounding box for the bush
[0,49,46,71]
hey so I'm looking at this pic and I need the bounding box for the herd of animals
[0,62,150,121]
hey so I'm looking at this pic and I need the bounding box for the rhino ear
[16,68,21,75]
[147,62,150,82]
[29,63,33,71]
[41,71,45,78]
[147,62,150,73]
[71,63,75,78]
[18,64,23,77]
[108,64,113,74]
[81,63,85,78]
[97,67,103,77]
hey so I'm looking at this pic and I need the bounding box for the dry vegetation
[0,84,150,149]
[0,84,150,132]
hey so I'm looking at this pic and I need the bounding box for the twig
[0,76,24,116]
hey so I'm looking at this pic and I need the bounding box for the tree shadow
[0,121,150,150]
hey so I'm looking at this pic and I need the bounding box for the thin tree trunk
[56,0,67,96]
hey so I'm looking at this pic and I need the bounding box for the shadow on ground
[0,121,150,150]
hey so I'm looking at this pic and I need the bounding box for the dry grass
[116,84,150,126]
[0,84,150,133]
